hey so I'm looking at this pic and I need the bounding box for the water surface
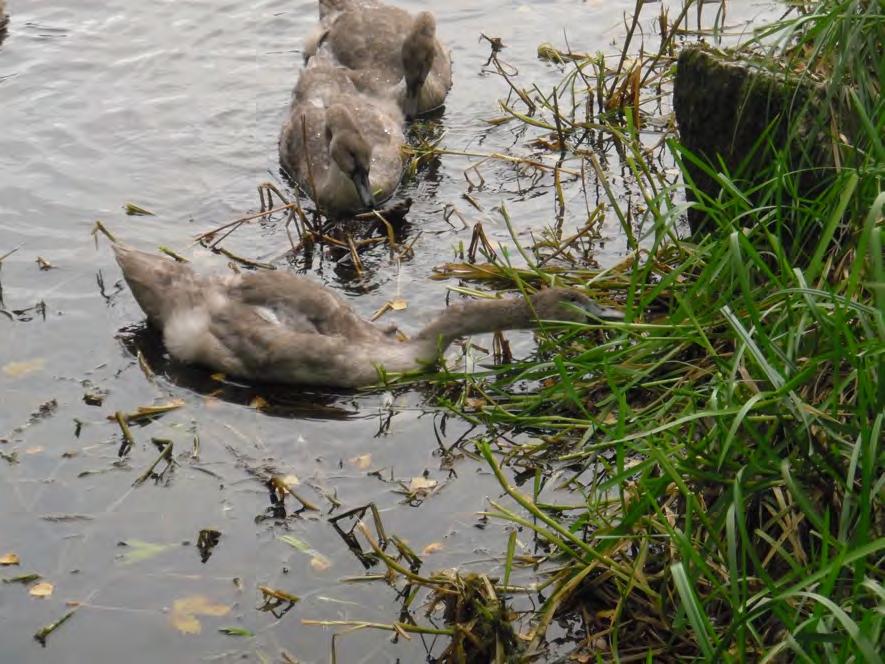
[0,1,776,661]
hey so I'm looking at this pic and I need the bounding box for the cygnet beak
[583,300,625,321]
[403,89,420,120]
[352,166,375,210]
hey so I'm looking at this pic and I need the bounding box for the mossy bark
[673,46,841,234]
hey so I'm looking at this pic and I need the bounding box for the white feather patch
[164,308,211,362]
[255,306,282,326]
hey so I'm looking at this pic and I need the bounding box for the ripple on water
[0,0,779,661]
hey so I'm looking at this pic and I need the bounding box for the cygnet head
[401,11,436,119]
[325,104,375,209]
[529,288,625,323]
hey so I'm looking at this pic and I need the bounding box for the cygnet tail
[318,0,353,20]
[112,243,199,325]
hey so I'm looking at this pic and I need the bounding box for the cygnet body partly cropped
[306,0,452,119]
[279,62,405,216]
[113,244,623,388]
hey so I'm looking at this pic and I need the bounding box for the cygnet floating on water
[112,243,623,388]
[306,0,452,119]
[279,62,405,216]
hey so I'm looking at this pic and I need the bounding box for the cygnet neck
[414,298,537,350]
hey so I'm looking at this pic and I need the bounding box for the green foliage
[431,1,884,660]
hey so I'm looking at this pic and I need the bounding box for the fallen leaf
[169,595,231,635]
[117,539,175,565]
[280,536,329,572]
[309,555,332,572]
[408,476,438,493]
[249,396,269,410]
[279,474,299,488]
[210,373,226,382]
[218,626,254,637]
[36,256,55,270]
[30,582,54,598]
[464,397,486,411]
[25,446,44,455]
[3,359,45,378]
[279,535,312,553]
[0,552,20,566]
[422,542,444,555]
[390,298,408,311]
[349,453,373,470]
[123,202,155,216]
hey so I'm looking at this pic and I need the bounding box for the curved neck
[414,298,536,352]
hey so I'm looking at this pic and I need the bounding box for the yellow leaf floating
[408,477,438,493]
[249,396,269,411]
[309,555,332,573]
[279,474,299,488]
[30,582,54,598]
[169,595,231,635]
[422,542,445,555]
[0,552,20,566]
[3,359,45,378]
[390,298,408,311]
[349,453,373,470]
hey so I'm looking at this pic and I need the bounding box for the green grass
[421,0,884,660]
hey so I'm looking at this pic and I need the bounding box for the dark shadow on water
[118,323,369,421]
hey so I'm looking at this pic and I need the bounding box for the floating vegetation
[34,608,76,646]
[123,202,155,216]
[109,399,185,424]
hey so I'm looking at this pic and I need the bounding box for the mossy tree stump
[673,46,843,235]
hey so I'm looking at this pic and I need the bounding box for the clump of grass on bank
[421,0,884,660]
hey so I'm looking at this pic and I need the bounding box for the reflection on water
[0,0,779,661]
[118,324,364,421]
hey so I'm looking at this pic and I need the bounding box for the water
[0,1,778,661]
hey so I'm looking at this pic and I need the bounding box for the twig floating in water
[132,439,174,487]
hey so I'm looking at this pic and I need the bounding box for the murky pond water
[1,1,777,661]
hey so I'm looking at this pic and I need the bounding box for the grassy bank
[391,1,883,660]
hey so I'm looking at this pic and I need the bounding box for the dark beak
[583,300,625,321]
[352,167,375,210]
[403,84,420,120]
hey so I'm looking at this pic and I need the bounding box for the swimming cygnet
[279,62,405,215]
[113,243,623,388]
[306,0,452,119]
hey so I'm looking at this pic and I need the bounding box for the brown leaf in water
[408,477,438,494]
[349,453,373,470]
[30,582,54,598]
[390,298,408,311]
[169,595,231,635]
[422,542,445,555]
[309,555,332,573]
[279,474,299,488]
[0,552,20,566]
[3,359,45,378]
[249,396,269,411]
[123,202,155,216]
